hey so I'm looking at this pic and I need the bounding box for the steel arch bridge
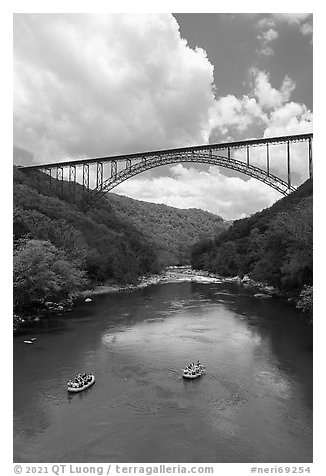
[18,133,313,207]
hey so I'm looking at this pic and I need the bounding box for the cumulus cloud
[210,68,310,139]
[255,14,313,51]
[300,22,313,43]
[202,67,312,187]
[265,102,312,136]
[210,94,266,135]
[261,29,279,43]
[256,18,276,30]
[252,70,296,109]
[256,18,279,56]
[272,13,312,25]
[274,13,313,42]
[259,13,313,42]
[14,13,216,163]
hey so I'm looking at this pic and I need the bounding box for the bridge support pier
[56,166,64,197]
[96,162,104,190]
[69,165,77,201]
[266,143,270,176]
[82,164,89,195]
[308,137,313,178]
[287,141,291,188]
[45,168,52,190]
[111,160,117,178]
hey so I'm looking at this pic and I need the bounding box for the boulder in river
[254,293,272,299]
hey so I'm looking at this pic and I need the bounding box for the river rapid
[13,275,312,463]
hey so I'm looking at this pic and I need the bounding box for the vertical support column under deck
[111,160,117,178]
[287,140,291,189]
[69,165,77,201]
[82,163,89,195]
[96,162,104,190]
[228,146,231,160]
[126,158,131,171]
[56,166,64,197]
[308,137,313,178]
[47,168,52,189]
[266,143,270,176]
[34,169,40,183]
[246,145,250,167]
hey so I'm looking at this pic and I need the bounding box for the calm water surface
[13,281,313,463]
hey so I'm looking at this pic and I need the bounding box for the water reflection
[14,281,312,463]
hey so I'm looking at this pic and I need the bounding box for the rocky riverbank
[13,274,167,333]
[13,266,308,333]
[13,268,208,332]
[181,268,311,318]
[13,296,75,333]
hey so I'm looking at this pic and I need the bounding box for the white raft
[24,337,36,344]
[67,374,95,393]
[182,364,206,379]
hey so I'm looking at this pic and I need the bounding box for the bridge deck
[18,133,312,170]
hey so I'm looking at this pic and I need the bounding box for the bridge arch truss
[89,151,295,203]
[18,133,313,207]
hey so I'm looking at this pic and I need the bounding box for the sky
[13,12,313,219]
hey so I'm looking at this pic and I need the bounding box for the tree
[13,239,87,310]
[296,285,313,318]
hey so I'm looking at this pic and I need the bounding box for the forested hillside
[13,167,161,312]
[107,193,229,265]
[191,179,313,311]
[13,167,227,313]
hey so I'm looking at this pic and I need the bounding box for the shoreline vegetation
[190,179,313,321]
[13,266,311,333]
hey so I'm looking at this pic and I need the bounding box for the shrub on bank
[296,285,313,319]
[13,238,87,311]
